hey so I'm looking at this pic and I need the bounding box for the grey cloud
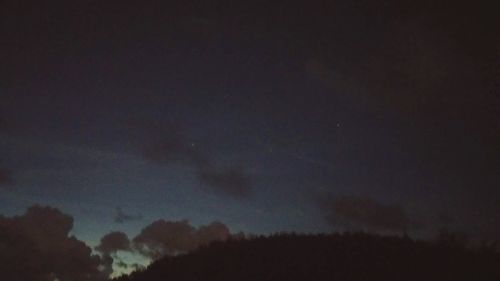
[127,120,207,167]
[131,219,231,260]
[0,168,12,187]
[114,207,143,224]
[436,213,456,227]
[95,231,131,255]
[0,116,12,187]
[115,260,128,269]
[130,263,145,271]
[132,219,197,259]
[198,166,252,199]
[99,253,114,278]
[196,221,231,246]
[95,231,131,277]
[0,205,108,281]
[127,119,252,198]
[304,59,350,94]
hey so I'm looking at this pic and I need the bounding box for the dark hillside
[114,233,500,281]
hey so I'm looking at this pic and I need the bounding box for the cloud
[95,231,131,277]
[0,168,12,187]
[320,195,410,233]
[0,117,14,133]
[115,260,129,269]
[304,59,348,93]
[0,117,5,130]
[114,207,143,224]
[97,219,233,266]
[95,231,131,255]
[126,120,207,167]
[130,263,145,271]
[141,128,207,168]
[196,221,231,246]
[198,166,252,199]
[127,119,252,198]
[436,213,455,227]
[132,219,197,259]
[0,115,13,187]
[99,253,114,278]
[131,219,230,260]
[303,1,499,111]
[0,205,108,281]
[181,17,219,39]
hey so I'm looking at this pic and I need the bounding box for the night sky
[1,0,499,277]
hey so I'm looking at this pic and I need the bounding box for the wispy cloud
[126,119,253,199]
[114,207,143,224]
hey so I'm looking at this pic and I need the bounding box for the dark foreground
[114,233,500,281]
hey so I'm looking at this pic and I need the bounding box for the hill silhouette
[113,232,500,281]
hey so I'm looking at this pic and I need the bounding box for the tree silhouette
[112,232,500,281]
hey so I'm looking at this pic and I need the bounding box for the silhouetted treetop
[113,232,500,281]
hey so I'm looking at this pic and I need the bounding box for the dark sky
[1,0,499,275]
